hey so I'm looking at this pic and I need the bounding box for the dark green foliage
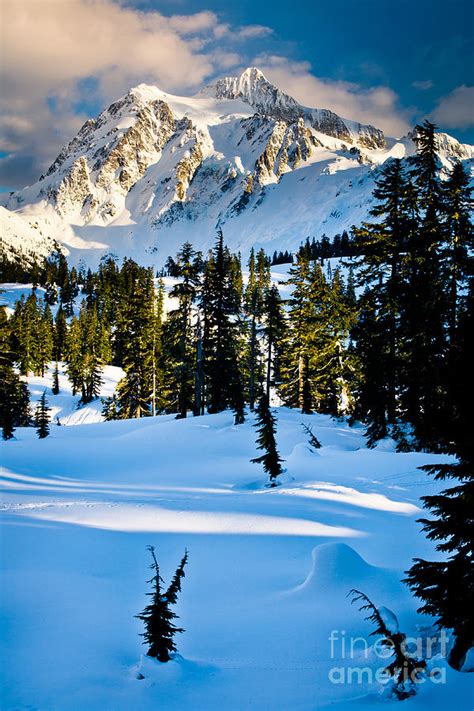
[301,422,321,450]
[52,361,60,395]
[0,306,30,439]
[34,390,50,439]
[280,257,353,416]
[405,286,474,671]
[112,263,162,418]
[352,158,415,444]
[10,291,53,376]
[54,306,67,361]
[349,589,426,699]
[252,395,284,485]
[136,546,188,663]
[262,285,286,400]
[164,243,202,419]
[200,230,245,417]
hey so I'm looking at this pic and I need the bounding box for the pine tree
[440,161,473,348]
[65,315,84,396]
[400,121,448,449]
[349,590,426,699]
[279,252,313,412]
[113,262,160,418]
[200,231,245,416]
[35,391,51,439]
[262,285,286,400]
[404,285,474,671]
[37,302,54,377]
[136,546,188,663]
[102,393,118,421]
[54,305,68,361]
[0,306,30,439]
[11,292,42,375]
[52,361,60,395]
[302,422,321,451]
[352,158,415,444]
[164,243,202,419]
[252,395,284,486]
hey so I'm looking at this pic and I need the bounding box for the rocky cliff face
[209,67,385,149]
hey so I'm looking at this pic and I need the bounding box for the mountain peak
[240,66,266,79]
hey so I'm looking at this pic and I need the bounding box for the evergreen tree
[200,231,245,416]
[113,263,161,418]
[262,285,286,400]
[301,422,321,451]
[251,395,284,486]
[400,121,448,449]
[352,158,415,444]
[54,305,68,361]
[279,252,313,412]
[11,292,42,375]
[440,161,473,347]
[136,546,188,662]
[404,285,474,670]
[0,307,30,439]
[65,315,84,396]
[37,302,54,377]
[350,590,426,699]
[243,248,270,410]
[52,361,60,395]
[35,391,51,439]
[164,243,202,419]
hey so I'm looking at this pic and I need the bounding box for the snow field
[1,388,472,709]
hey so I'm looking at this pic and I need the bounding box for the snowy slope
[0,206,67,268]
[1,408,471,710]
[2,68,473,269]
[26,362,124,426]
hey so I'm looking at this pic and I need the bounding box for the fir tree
[251,395,284,486]
[400,121,448,449]
[52,361,60,395]
[114,262,160,418]
[279,252,313,412]
[262,285,286,400]
[440,161,473,347]
[349,589,426,699]
[404,286,474,670]
[37,302,54,377]
[54,305,68,361]
[301,422,321,451]
[0,307,30,439]
[352,158,415,444]
[35,391,51,439]
[200,230,245,416]
[102,393,119,421]
[136,546,188,663]
[164,243,202,419]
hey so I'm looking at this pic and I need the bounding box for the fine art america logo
[328,629,448,688]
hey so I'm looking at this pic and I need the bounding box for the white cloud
[412,80,434,91]
[254,55,412,138]
[430,85,474,129]
[0,0,245,187]
[236,25,273,40]
[0,1,413,189]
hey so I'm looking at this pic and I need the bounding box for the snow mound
[294,542,375,592]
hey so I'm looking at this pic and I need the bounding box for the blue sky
[1,0,473,190]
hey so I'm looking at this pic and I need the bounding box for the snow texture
[1,370,472,710]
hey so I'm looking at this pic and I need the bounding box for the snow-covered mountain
[2,67,473,268]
